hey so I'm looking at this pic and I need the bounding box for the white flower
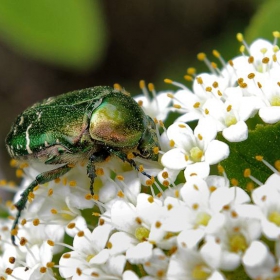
[243,241,277,279]
[59,224,112,279]
[252,173,280,239]
[7,242,54,280]
[134,81,172,121]
[161,119,229,176]
[167,245,225,280]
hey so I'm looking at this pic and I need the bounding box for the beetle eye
[140,150,150,158]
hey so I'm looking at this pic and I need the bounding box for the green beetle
[6,86,159,245]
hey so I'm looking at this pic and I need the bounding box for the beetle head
[136,116,159,161]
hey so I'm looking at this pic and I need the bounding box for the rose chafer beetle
[6,86,159,245]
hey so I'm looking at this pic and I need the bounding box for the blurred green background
[0,0,279,180]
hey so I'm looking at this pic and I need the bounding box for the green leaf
[218,121,280,189]
[245,0,280,42]
[0,0,107,70]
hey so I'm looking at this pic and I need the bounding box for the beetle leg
[106,148,152,179]
[87,151,110,195]
[11,164,73,246]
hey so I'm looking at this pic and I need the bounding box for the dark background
[0,0,258,180]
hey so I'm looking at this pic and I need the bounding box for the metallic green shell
[5,86,112,158]
[5,86,159,163]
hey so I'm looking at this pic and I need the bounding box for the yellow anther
[239,45,245,53]
[167,93,174,98]
[63,253,71,259]
[206,86,212,92]
[255,155,263,161]
[127,152,135,159]
[217,164,224,173]
[67,223,76,229]
[50,209,57,214]
[244,168,251,177]
[16,169,24,178]
[148,196,154,203]
[196,77,203,84]
[257,82,262,89]
[273,54,277,62]
[262,57,270,64]
[248,56,254,63]
[163,180,170,187]
[33,219,40,226]
[217,90,222,96]
[173,104,182,109]
[148,83,155,91]
[248,73,255,79]
[231,178,238,186]
[47,240,55,246]
[211,62,217,69]
[116,175,124,181]
[164,78,173,84]
[236,33,243,42]
[204,108,209,114]
[193,102,200,108]
[96,168,104,176]
[137,100,143,106]
[153,147,159,155]
[240,83,247,88]
[184,75,193,81]
[113,83,122,91]
[212,81,218,88]
[54,178,60,183]
[169,140,175,147]
[10,159,18,167]
[139,80,146,89]
[226,105,232,112]
[273,31,280,38]
[69,180,77,187]
[47,262,55,268]
[197,134,203,140]
[228,60,234,67]
[85,193,92,200]
[187,67,196,75]
[178,124,186,128]
[275,160,280,171]
[92,194,99,200]
[212,49,220,58]
[197,53,206,61]
[40,267,47,274]
[48,189,53,196]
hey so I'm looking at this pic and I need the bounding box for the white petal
[219,251,241,271]
[204,140,229,164]
[201,239,222,269]
[105,255,126,276]
[126,242,153,264]
[111,200,137,232]
[90,224,112,252]
[259,106,280,123]
[123,270,140,280]
[242,241,275,278]
[222,121,248,142]
[89,249,109,264]
[161,149,189,170]
[195,117,217,143]
[184,162,210,179]
[177,229,204,248]
[243,241,269,266]
[109,232,136,255]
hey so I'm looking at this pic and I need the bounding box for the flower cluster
[1,32,280,280]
